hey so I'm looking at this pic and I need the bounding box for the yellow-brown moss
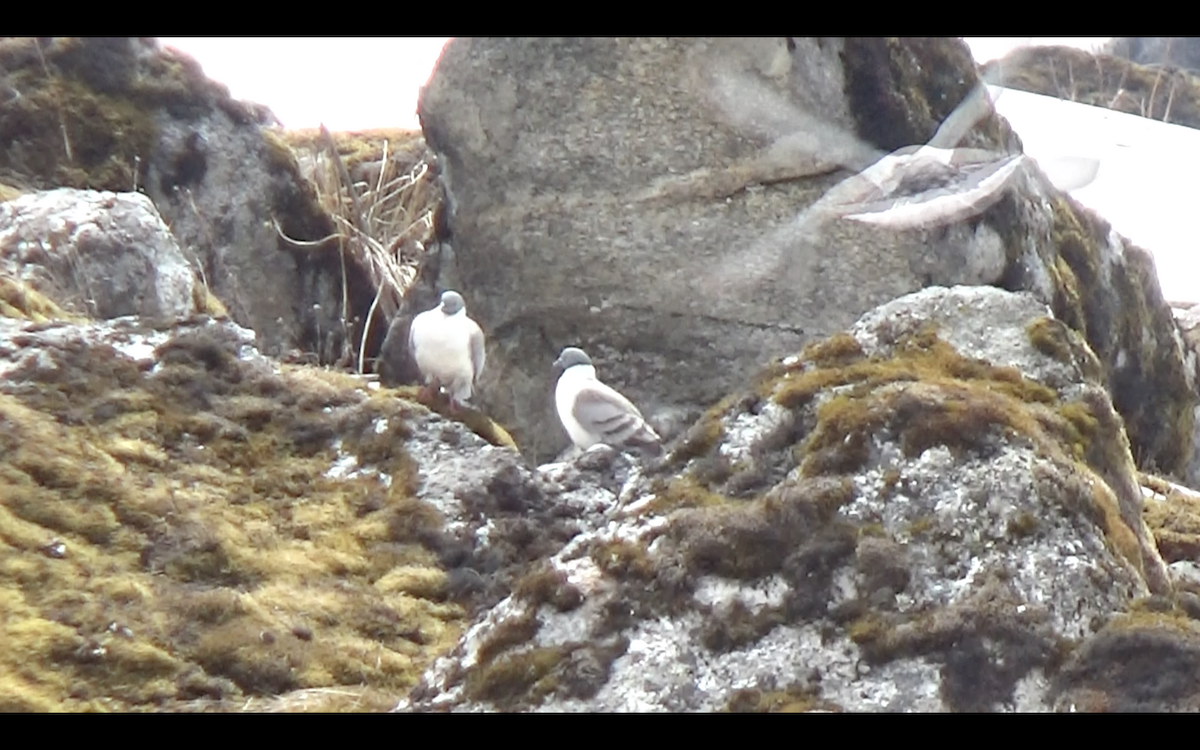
[0,275,82,322]
[592,539,658,581]
[1047,194,1195,478]
[1006,511,1041,539]
[725,686,844,713]
[644,475,733,514]
[0,183,24,202]
[1026,316,1075,365]
[672,409,726,464]
[0,42,154,190]
[462,646,567,706]
[0,327,470,711]
[1104,609,1200,637]
[763,325,1124,482]
[282,128,426,172]
[0,38,249,192]
[760,324,1153,581]
[191,282,229,318]
[671,478,858,580]
[513,564,585,613]
[1144,486,1200,564]
[802,331,866,369]
[775,328,1057,413]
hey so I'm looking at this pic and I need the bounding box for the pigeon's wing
[572,381,660,452]
[468,320,486,386]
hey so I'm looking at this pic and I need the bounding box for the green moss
[462,646,567,707]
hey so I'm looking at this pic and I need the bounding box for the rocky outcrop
[415,37,1200,483]
[0,189,198,320]
[400,286,1192,712]
[0,37,378,362]
[0,312,520,711]
[7,36,1200,713]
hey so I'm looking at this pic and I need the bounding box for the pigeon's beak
[553,354,565,371]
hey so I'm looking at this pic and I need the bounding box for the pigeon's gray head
[554,347,592,371]
[440,290,465,315]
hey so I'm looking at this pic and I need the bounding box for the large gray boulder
[416,37,1200,483]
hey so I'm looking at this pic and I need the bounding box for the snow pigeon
[408,290,486,409]
[553,347,662,458]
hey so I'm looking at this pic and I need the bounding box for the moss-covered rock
[981,158,1199,485]
[403,286,1169,713]
[0,314,538,711]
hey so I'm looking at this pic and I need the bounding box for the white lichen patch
[845,443,1145,640]
[693,574,789,612]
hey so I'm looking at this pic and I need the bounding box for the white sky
[158,38,1106,131]
[962,37,1111,63]
[159,38,1199,301]
[158,38,449,131]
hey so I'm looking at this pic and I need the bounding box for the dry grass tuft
[283,127,440,374]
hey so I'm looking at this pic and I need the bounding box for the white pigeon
[553,347,662,458]
[408,290,486,409]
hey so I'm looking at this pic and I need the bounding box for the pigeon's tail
[624,424,664,460]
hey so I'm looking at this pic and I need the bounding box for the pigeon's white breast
[411,312,475,386]
[555,365,598,449]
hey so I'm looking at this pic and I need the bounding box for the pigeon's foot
[576,443,619,472]
[417,382,447,409]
